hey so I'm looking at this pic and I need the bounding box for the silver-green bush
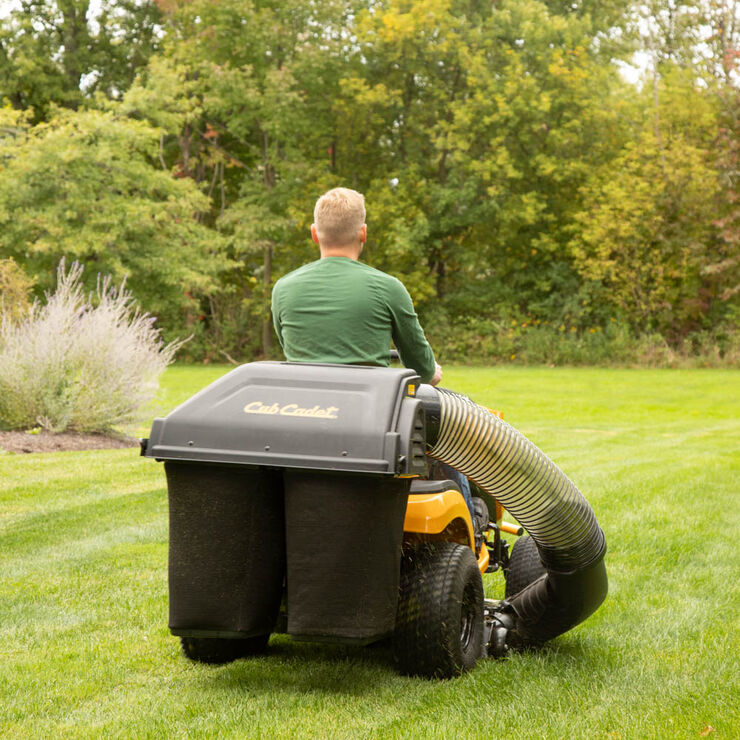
[0,261,184,433]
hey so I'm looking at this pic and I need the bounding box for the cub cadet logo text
[243,401,339,420]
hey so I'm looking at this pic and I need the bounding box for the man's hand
[430,362,442,386]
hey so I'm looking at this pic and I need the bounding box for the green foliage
[0,256,33,322]
[124,0,359,356]
[706,86,740,309]
[425,311,739,367]
[0,107,226,335]
[0,0,161,121]
[0,0,736,362]
[332,0,630,324]
[570,68,735,339]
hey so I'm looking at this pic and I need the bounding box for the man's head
[312,187,367,254]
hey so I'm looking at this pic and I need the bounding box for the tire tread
[393,542,484,678]
[180,634,269,664]
[505,535,547,599]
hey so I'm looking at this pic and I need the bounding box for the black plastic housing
[144,362,426,477]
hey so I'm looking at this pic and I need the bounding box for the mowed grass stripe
[0,479,163,530]
[1,450,158,508]
[2,482,165,555]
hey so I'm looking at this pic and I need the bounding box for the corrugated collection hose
[418,386,608,646]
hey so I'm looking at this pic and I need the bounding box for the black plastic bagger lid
[142,361,426,476]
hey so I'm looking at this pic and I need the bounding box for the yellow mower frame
[403,409,517,576]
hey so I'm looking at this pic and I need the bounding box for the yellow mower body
[403,483,509,575]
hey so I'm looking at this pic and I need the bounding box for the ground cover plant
[1,365,738,739]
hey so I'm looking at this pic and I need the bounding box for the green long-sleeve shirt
[271,257,437,383]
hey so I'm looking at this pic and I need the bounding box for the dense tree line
[0,0,737,363]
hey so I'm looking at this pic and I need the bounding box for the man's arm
[387,279,440,384]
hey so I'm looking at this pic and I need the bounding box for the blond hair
[313,188,366,247]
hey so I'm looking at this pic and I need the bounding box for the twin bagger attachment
[141,361,607,678]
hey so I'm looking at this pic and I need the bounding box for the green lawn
[2,366,739,739]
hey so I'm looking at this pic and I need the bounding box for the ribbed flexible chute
[418,386,607,645]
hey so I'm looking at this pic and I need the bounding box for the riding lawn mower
[141,361,607,679]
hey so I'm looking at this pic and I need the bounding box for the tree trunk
[261,129,276,356]
[59,0,90,105]
[179,124,192,177]
[262,243,273,356]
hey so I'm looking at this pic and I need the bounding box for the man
[271,187,442,384]
[271,187,486,534]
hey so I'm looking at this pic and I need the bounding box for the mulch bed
[0,430,140,454]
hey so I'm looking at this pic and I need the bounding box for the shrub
[0,257,34,323]
[424,310,740,368]
[0,261,184,433]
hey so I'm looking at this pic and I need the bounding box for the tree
[0,0,162,121]
[569,1,740,340]
[121,0,352,357]
[332,0,627,327]
[570,69,726,337]
[0,107,225,337]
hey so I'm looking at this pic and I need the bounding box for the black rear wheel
[505,535,546,599]
[393,542,484,679]
[180,634,269,665]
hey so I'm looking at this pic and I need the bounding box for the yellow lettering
[245,401,340,419]
[244,401,279,415]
